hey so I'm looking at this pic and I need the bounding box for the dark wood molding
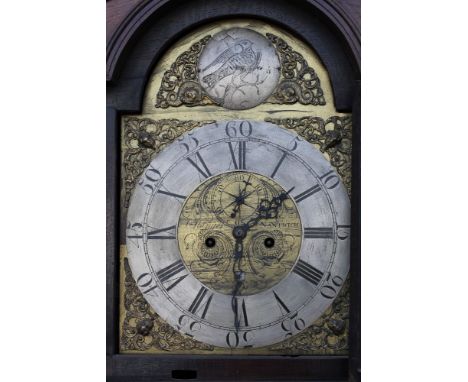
[106,107,120,364]
[110,354,348,381]
[349,81,361,382]
[107,0,146,44]
[106,0,360,82]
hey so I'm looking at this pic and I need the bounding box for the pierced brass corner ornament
[155,36,213,109]
[266,33,326,106]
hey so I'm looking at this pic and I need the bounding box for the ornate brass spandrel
[121,117,215,208]
[155,36,214,109]
[266,116,352,196]
[266,33,326,106]
[120,246,349,355]
[177,171,302,296]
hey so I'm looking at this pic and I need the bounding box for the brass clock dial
[126,120,350,348]
[178,171,302,296]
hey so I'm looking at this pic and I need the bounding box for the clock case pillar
[106,0,360,380]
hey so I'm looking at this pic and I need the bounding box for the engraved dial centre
[177,171,302,296]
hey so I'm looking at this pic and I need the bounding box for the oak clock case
[119,19,353,356]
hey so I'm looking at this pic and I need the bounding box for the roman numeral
[319,170,340,189]
[156,260,188,291]
[126,225,176,240]
[337,224,351,240]
[188,286,213,319]
[304,227,334,239]
[293,259,324,286]
[187,152,212,178]
[234,298,249,327]
[157,189,186,200]
[228,141,247,170]
[147,225,176,239]
[136,273,159,295]
[273,291,291,314]
[293,184,321,203]
[270,151,287,178]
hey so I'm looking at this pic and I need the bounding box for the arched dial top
[126,120,350,348]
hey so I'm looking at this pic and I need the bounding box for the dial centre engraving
[177,171,302,296]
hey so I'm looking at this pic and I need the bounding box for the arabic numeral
[176,315,202,334]
[126,222,144,247]
[225,121,253,137]
[280,314,306,338]
[287,136,303,152]
[320,274,344,299]
[136,273,158,295]
[319,170,340,190]
[337,225,351,240]
[225,331,254,348]
[138,164,161,194]
[178,132,199,153]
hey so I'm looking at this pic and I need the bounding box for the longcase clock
[107,2,360,381]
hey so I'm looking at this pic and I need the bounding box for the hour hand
[247,191,289,228]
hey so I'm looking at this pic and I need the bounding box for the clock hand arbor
[229,189,257,218]
[219,190,254,216]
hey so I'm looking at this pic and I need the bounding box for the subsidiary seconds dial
[126,120,350,348]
